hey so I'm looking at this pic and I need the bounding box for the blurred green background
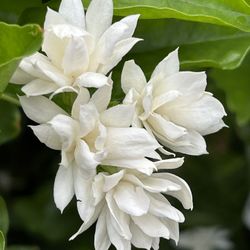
[1,0,250,249]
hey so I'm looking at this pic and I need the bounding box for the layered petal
[59,0,85,28]
[30,124,61,150]
[105,127,159,159]
[121,60,146,94]
[54,164,74,213]
[19,95,67,123]
[86,0,113,40]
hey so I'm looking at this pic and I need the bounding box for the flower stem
[1,94,20,106]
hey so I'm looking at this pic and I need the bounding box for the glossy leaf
[0,22,43,93]
[46,0,250,32]
[0,100,21,145]
[131,19,250,72]
[210,54,250,125]
[112,0,250,32]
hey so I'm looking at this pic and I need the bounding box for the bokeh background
[0,0,250,249]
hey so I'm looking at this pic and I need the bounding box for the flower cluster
[12,0,226,249]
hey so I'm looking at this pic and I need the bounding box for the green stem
[1,94,20,106]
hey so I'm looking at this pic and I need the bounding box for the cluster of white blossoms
[12,0,227,249]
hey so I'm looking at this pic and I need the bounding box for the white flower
[19,82,161,213]
[11,0,140,97]
[70,162,193,250]
[121,49,227,155]
[178,227,233,250]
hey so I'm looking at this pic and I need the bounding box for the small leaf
[210,54,250,125]
[0,231,5,250]
[0,22,43,93]
[0,197,9,236]
[0,100,21,145]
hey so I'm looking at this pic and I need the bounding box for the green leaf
[0,231,5,250]
[0,100,21,145]
[210,54,250,125]
[112,0,250,32]
[0,22,43,93]
[46,0,250,32]
[0,0,41,23]
[131,19,250,72]
[0,197,9,236]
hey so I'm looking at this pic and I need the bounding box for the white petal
[86,0,113,40]
[119,14,140,38]
[123,174,181,193]
[54,165,74,213]
[153,173,193,210]
[106,212,131,250]
[62,37,89,76]
[99,38,142,75]
[92,174,105,205]
[105,127,159,159]
[114,182,150,216]
[37,59,71,86]
[71,88,90,119]
[123,88,140,105]
[10,68,34,85]
[21,79,58,96]
[75,72,109,88]
[61,150,74,168]
[102,158,155,176]
[19,53,52,80]
[70,201,103,240]
[59,0,85,28]
[75,140,99,170]
[166,93,226,135]
[78,103,98,137]
[101,104,134,128]
[95,15,139,64]
[44,7,67,29]
[42,29,66,68]
[165,130,208,155]
[121,60,146,94]
[132,214,170,239]
[162,218,179,244]
[151,48,179,79]
[149,193,184,222]
[152,90,181,111]
[102,170,125,192]
[154,157,184,170]
[30,124,61,150]
[90,80,113,112]
[154,71,207,98]
[130,221,153,250]
[106,191,132,240]
[73,166,96,221]
[19,95,67,123]
[152,238,160,250]
[95,122,108,151]
[95,206,111,250]
[147,113,187,141]
[49,86,78,99]
[49,114,78,150]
